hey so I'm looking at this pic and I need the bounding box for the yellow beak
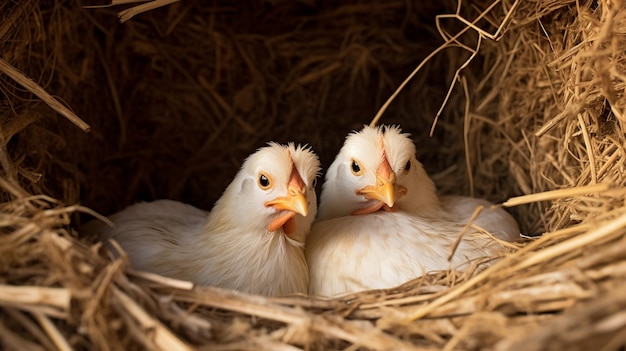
[356,150,396,208]
[264,164,308,234]
[264,188,308,217]
[357,175,396,208]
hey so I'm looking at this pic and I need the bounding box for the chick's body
[307,125,518,297]
[85,143,321,297]
[307,211,502,297]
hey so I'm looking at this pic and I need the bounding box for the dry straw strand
[0,285,70,317]
[369,0,520,128]
[501,183,611,207]
[117,0,182,23]
[0,58,90,132]
[112,287,193,351]
[33,313,72,351]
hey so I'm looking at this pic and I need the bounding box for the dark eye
[404,160,411,172]
[258,173,272,190]
[350,159,363,175]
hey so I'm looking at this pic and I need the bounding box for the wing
[82,200,208,272]
[441,196,520,242]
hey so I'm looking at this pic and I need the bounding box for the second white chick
[84,142,321,297]
[307,125,518,297]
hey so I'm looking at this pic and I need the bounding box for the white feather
[441,196,520,242]
[307,211,503,297]
[84,142,321,296]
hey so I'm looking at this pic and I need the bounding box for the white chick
[307,125,518,297]
[84,142,321,297]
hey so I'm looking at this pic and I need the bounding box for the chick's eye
[404,160,411,172]
[350,159,363,176]
[258,173,272,190]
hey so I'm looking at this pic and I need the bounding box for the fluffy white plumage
[307,125,519,297]
[440,196,521,242]
[83,142,321,296]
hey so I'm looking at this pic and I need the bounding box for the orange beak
[264,165,308,234]
[352,151,400,215]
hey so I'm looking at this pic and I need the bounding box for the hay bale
[1,0,626,349]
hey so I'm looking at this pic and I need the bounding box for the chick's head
[318,125,439,220]
[217,142,321,242]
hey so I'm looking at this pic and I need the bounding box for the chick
[84,142,321,296]
[307,125,517,297]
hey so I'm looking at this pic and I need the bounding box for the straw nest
[2,0,626,349]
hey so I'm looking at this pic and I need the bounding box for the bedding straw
[1,0,626,349]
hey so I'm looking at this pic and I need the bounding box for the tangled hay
[2,0,626,349]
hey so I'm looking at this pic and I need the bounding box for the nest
[2,0,626,349]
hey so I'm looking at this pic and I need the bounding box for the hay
[2,0,626,349]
